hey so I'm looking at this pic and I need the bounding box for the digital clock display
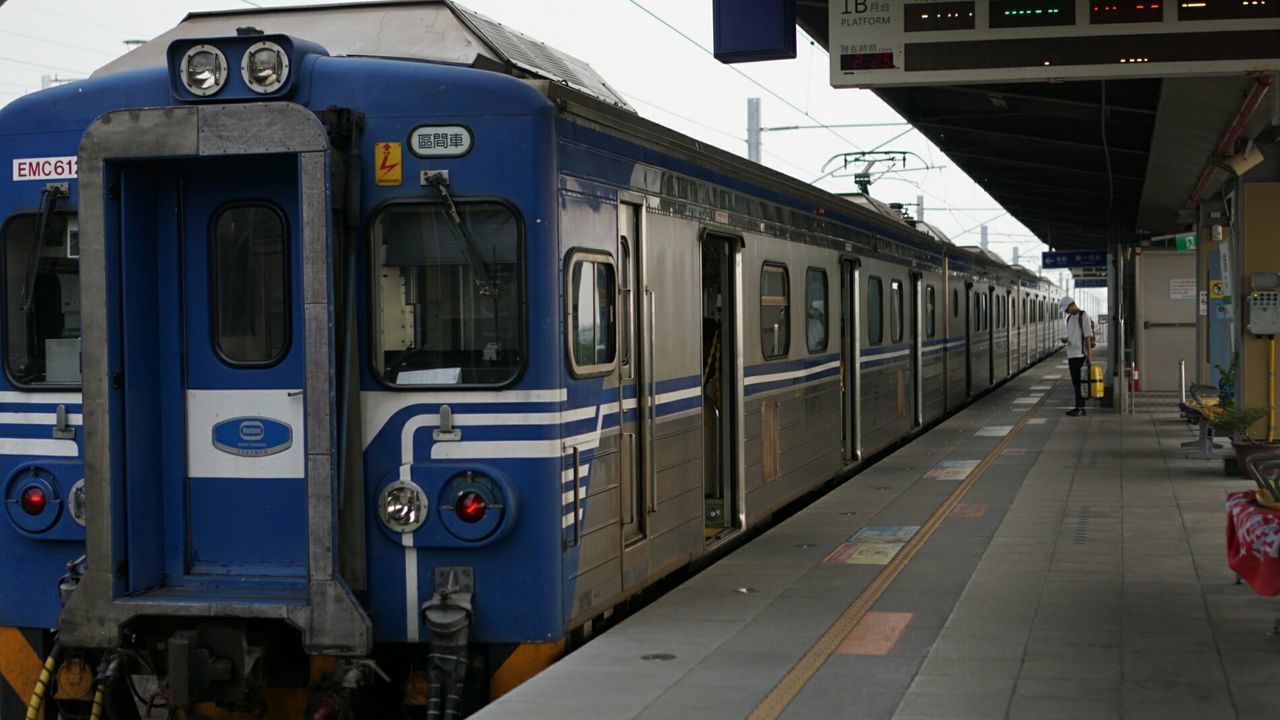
[840,52,896,70]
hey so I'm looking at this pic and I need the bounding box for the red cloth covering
[1227,490,1280,596]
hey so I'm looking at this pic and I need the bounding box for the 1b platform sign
[830,0,1280,87]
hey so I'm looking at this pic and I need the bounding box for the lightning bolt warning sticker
[375,141,402,187]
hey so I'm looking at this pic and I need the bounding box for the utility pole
[747,98,761,163]
[1012,246,1020,265]
[917,194,924,222]
[980,225,989,252]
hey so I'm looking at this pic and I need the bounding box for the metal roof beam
[945,150,1147,182]
[913,120,1150,157]
[911,85,1158,116]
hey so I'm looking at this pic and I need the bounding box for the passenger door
[911,272,923,427]
[119,155,307,593]
[841,258,860,463]
[618,199,648,547]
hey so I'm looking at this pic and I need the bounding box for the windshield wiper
[423,172,498,297]
[19,183,68,313]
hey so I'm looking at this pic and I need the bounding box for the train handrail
[703,385,722,500]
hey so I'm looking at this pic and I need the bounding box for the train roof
[85,0,953,260]
[90,0,632,111]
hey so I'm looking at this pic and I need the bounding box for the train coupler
[422,567,474,719]
[165,625,257,711]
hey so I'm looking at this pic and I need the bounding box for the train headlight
[19,486,47,516]
[439,472,505,541]
[379,480,428,534]
[5,469,60,535]
[241,41,290,94]
[180,44,228,96]
[455,490,488,524]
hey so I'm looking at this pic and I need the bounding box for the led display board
[715,0,798,62]
[830,0,1280,86]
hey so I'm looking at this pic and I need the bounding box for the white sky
[0,0,1101,309]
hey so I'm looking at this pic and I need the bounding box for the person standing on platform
[1060,296,1095,416]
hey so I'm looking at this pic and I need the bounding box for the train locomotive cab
[44,4,572,715]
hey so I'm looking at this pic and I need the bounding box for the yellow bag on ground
[1089,363,1105,399]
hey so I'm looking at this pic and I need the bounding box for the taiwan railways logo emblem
[212,417,293,457]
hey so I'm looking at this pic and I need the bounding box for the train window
[952,289,959,318]
[212,205,289,366]
[760,263,790,359]
[972,294,979,331]
[926,285,937,338]
[2,213,80,386]
[805,268,827,353]
[890,279,903,343]
[372,202,522,386]
[567,252,616,376]
[867,276,883,346]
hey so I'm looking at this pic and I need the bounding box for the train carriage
[0,2,1060,716]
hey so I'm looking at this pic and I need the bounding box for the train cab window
[890,279,903,343]
[805,268,827,353]
[3,213,80,386]
[212,205,288,365]
[867,276,883,346]
[567,252,616,375]
[926,285,937,338]
[373,202,522,386]
[760,263,790,359]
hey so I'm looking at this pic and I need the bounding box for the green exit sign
[1176,232,1197,251]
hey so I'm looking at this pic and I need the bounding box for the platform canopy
[716,0,1278,251]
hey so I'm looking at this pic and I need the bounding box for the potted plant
[1208,406,1271,477]
[1214,353,1238,410]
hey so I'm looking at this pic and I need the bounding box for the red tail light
[20,486,48,516]
[456,491,487,524]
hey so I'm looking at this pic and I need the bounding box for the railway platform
[475,357,1280,720]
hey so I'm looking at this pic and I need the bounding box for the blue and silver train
[0,2,1059,716]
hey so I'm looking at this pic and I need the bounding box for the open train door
[840,258,860,464]
[988,286,996,385]
[911,272,923,427]
[701,231,742,539]
[62,104,368,654]
[964,281,974,396]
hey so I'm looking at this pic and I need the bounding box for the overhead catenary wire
[623,92,816,178]
[0,29,119,58]
[2,0,139,35]
[626,0,867,154]
[0,55,92,75]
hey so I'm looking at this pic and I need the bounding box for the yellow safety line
[748,378,1062,720]
[0,627,41,708]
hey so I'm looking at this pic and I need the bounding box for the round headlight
[180,44,228,97]
[379,480,428,534]
[241,41,290,94]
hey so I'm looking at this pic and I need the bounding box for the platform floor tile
[476,366,1280,720]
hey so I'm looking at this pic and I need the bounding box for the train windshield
[373,202,522,386]
[2,212,80,386]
